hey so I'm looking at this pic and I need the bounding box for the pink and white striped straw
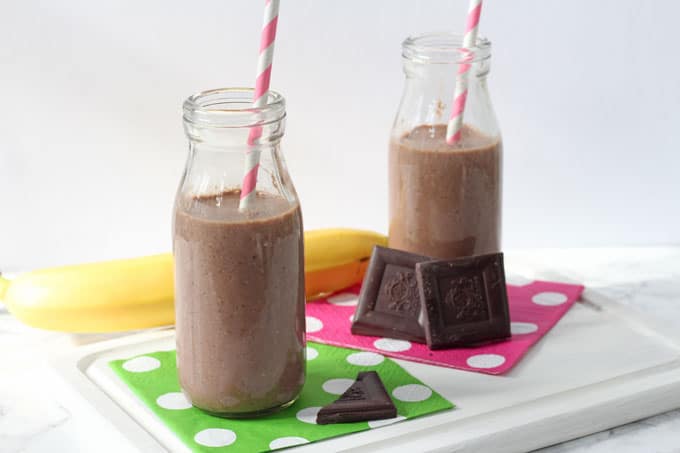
[446,0,483,144]
[239,0,280,211]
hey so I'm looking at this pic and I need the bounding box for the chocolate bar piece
[316,371,397,424]
[351,246,430,343]
[415,253,511,350]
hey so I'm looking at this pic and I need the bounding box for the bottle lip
[183,87,286,128]
[402,32,491,64]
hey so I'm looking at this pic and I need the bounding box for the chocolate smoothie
[389,124,501,259]
[173,190,305,416]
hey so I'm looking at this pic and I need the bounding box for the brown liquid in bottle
[389,124,501,259]
[173,190,305,416]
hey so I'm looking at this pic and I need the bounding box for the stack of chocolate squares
[317,246,511,425]
[351,246,511,350]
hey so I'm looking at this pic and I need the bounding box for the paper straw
[446,0,483,144]
[239,0,280,211]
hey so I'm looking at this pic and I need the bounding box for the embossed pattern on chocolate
[416,253,510,350]
[376,265,420,317]
[442,274,488,323]
[351,246,430,343]
[341,385,367,401]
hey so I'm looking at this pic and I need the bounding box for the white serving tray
[51,283,680,453]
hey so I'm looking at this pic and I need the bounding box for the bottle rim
[183,87,286,128]
[402,32,491,64]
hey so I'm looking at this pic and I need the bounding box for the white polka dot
[306,346,319,361]
[296,406,321,424]
[156,392,192,410]
[349,314,356,323]
[269,437,309,449]
[392,384,432,402]
[122,356,161,373]
[466,353,506,369]
[346,351,385,366]
[368,415,406,428]
[511,322,539,335]
[327,292,359,306]
[194,428,236,447]
[306,316,323,333]
[532,291,568,306]
[322,378,355,395]
[373,338,412,352]
[505,274,534,286]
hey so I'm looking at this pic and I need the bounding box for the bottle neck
[178,87,296,204]
[184,119,285,153]
[402,58,490,121]
[394,33,498,140]
[182,87,286,149]
[393,33,498,136]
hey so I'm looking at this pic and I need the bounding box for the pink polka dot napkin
[305,280,584,375]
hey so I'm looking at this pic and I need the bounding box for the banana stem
[0,275,9,300]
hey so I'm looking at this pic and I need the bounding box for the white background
[1,0,679,270]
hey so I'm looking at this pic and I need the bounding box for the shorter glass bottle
[173,88,305,417]
[389,33,502,259]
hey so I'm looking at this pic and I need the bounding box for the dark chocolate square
[416,253,510,350]
[351,246,430,343]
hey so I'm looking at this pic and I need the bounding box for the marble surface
[1,247,679,453]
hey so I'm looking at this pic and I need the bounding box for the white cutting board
[51,285,680,452]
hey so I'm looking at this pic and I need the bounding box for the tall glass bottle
[173,88,305,417]
[389,33,502,259]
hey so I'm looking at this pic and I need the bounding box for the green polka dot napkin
[109,342,453,452]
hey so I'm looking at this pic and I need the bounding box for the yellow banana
[0,254,176,333]
[0,228,386,333]
[304,228,387,299]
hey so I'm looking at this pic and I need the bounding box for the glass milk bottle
[389,33,502,259]
[173,88,305,417]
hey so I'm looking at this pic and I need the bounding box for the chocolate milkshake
[173,190,305,416]
[389,124,501,259]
